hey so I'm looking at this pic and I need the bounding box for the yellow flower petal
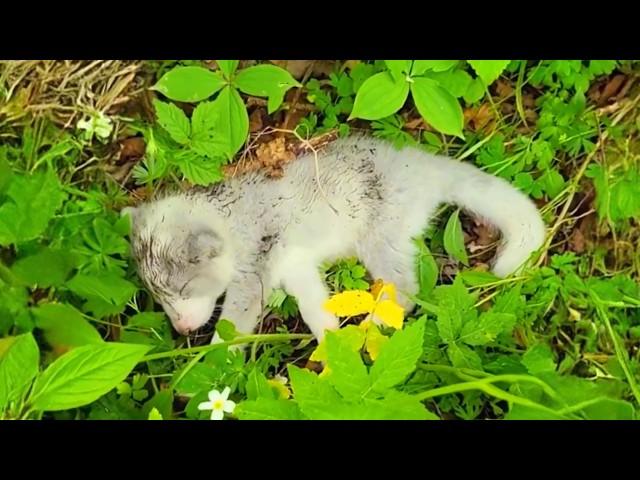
[370,279,385,300]
[324,290,375,317]
[377,283,398,303]
[372,299,405,329]
[267,379,291,399]
[365,322,389,361]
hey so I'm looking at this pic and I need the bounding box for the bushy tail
[437,157,546,277]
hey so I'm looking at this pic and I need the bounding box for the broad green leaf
[443,209,469,265]
[215,319,239,341]
[235,398,304,420]
[246,369,275,401]
[415,240,438,298]
[212,86,249,158]
[463,78,485,103]
[147,407,163,420]
[0,149,13,194]
[411,77,464,138]
[424,69,473,98]
[174,151,224,186]
[66,273,137,318]
[143,389,174,420]
[411,60,459,75]
[0,170,64,246]
[458,312,516,346]
[368,317,426,394]
[539,169,566,199]
[459,270,499,287]
[190,101,226,158]
[385,60,411,81]
[324,332,370,400]
[153,100,190,145]
[234,65,300,114]
[362,391,439,420]
[581,398,635,420]
[447,342,482,370]
[433,277,475,343]
[12,248,79,288]
[310,324,365,363]
[522,344,556,375]
[288,365,346,420]
[216,60,239,78]
[350,72,410,121]
[32,303,103,351]
[153,66,226,103]
[467,60,510,86]
[0,333,39,410]
[30,342,151,412]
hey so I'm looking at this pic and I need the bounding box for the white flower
[197,387,236,420]
[77,112,113,140]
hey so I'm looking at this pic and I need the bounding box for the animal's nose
[174,317,193,335]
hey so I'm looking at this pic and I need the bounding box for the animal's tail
[435,156,546,277]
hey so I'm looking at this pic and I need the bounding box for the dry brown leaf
[118,137,146,164]
[599,74,627,106]
[464,104,494,132]
[269,60,314,79]
[255,136,296,177]
[495,79,514,99]
[249,108,264,133]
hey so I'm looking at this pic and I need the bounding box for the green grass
[0,59,639,420]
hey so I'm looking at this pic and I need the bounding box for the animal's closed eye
[179,277,196,296]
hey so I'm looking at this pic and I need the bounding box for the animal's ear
[186,229,223,263]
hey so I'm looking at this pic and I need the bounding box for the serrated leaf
[29,342,150,412]
[467,60,510,86]
[447,342,482,370]
[153,66,226,103]
[234,65,300,114]
[310,325,365,363]
[235,398,304,420]
[211,86,248,158]
[153,100,190,145]
[363,390,439,420]
[411,77,464,138]
[350,72,410,121]
[32,303,103,352]
[324,332,370,400]
[411,60,459,75]
[66,273,137,318]
[288,365,346,420]
[364,321,388,361]
[458,312,516,346]
[522,344,556,375]
[174,151,224,186]
[215,319,239,341]
[0,170,64,246]
[443,209,469,265]
[0,333,39,410]
[368,317,425,394]
[12,248,79,288]
[217,60,239,79]
[246,369,275,401]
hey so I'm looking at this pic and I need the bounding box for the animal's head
[123,195,234,335]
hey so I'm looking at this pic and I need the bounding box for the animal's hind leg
[358,232,420,311]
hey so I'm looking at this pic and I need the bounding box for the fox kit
[124,136,545,342]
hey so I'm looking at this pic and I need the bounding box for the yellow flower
[267,375,291,399]
[323,280,405,330]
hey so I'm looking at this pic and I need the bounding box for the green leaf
[350,72,410,121]
[236,399,304,420]
[216,60,239,79]
[32,303,103,351]
[215,319,239,341]
[363,391,439,420]
[66,273,137,318]
[0,333,39,410]
[190,101,226,158]
[153,100,191,145]
[505,405,566,420]
[416,240,438,298]
[459,270,499,287]
[211,86,249,158]
[467,60,510,86]
[458,312,516,346]
[246,368,275,401]
[443,209,469,265]
[463,78,485,103]
[522,344,556,375]
[174,151,224,186]
[385,60,411,81]
[581,398,635,420]
[0,170,64,246]
[147,407,163,420]
[12,248,79,288]
[288,365,346,420]
[411,77,464,138]
[424,69,473,98]
[434,277,475,343]
[447,342,482,370]
[411,60,459,75]
[234,65,300,114]
[29,342,151,412]
[539,169,566,199]
[0,148,13,195]
[368,317,426,394]
[324,331,370,400]
[153,66,226,103]
[310,324,365,363]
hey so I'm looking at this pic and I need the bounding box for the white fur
[127,136,546,341]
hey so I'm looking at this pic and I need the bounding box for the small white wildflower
[197,387,236,420]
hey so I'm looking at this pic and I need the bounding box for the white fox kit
[124,136,545,342]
